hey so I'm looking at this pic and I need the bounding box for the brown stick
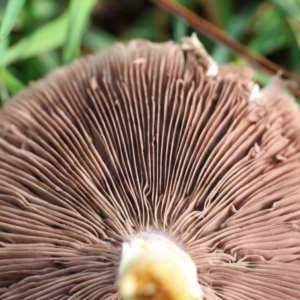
[151,0,300,97]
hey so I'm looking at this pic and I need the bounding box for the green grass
[1,0,300,104]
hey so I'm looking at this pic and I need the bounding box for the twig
[151,0,300,98]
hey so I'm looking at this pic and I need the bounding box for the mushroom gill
[0,37,300,300]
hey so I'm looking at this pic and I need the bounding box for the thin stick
[152,0,300,97]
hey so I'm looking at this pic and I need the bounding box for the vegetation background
[1,0,300,105]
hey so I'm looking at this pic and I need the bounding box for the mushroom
[1,36,300,300]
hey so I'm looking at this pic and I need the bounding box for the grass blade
[83,28,116,51]
[270,0,300,22]
[211,0,234,27]
[211,4,255,63]
[172,0,197,43]
[0,67,25,94]
[63,0,98,63]
[248,4,292,55]
[0,36,9,64]
[0,0,25,39]
[1,13,68,66]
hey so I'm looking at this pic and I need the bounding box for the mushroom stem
[117,232,203,300]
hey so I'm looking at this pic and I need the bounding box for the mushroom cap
[1,39,300,299]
